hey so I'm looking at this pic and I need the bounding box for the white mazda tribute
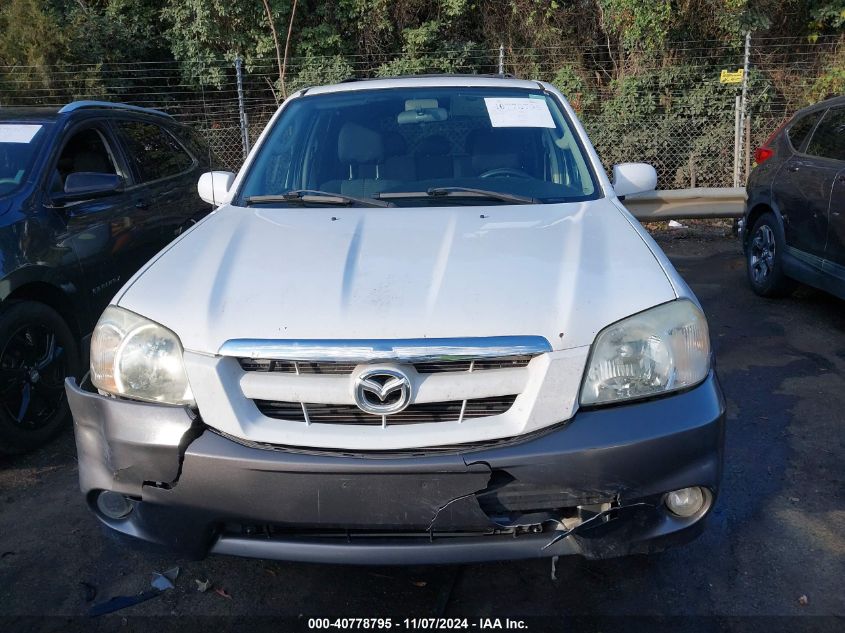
[67,76,725,564]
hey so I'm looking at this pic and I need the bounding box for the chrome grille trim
[238,356,534,374]
[239,359,358,374]
[220,336,552,362]
[254,395,518,426]
[415,357,532,373]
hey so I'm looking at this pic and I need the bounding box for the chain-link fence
[1,36,841,188]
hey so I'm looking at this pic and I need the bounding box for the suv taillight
[754,147,774,164]
[754,120,789,165]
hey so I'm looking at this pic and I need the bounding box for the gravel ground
[0,228,842,632]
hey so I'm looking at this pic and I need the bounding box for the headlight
[90,306,195,406]
[580,300,710,406]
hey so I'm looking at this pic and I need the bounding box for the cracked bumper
[67,373,725,564]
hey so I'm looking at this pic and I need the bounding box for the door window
[806,108,845,161]
[118,121,194,183]
[53,128,118,192]
[787,111,822,151]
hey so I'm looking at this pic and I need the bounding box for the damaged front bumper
[66,373,725,564]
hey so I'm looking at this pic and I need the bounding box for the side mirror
[198,171,235,206]
[612,163,657,198]
[58,172,124,202]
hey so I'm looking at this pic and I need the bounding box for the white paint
[238,365,528,405]
[484,98,555,128]
[197,170,235,206]
[106,76,694,450]
[183,348,590,450]
[612,162,657,197]
[118,200,676,354]
[0,124,42,143]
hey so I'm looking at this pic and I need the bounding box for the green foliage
[804,47,845,100]
[296,25,346,58]
[0,0,172,103]
[0,0,841,184]
[551,66,596,113]
[375,21,483,76]
[0,0,61,68]
[63,1,168,65]
[599,0,673,53]
[582,64,780,187]
[809,0,845,40]
[287,56,355,94]
[161,0,294,86]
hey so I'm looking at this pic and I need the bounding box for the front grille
[238,359,357,374]
[255,395,518,425]
[238,356,532,374]
[414,357,532,373]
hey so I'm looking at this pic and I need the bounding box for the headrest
[338,123,383,164]
[415,135,451,157]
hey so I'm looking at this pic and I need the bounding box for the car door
[773,108,831,262]
[816,108,845,272]
[114,118,210,245]
[47,120,163,322]
[826,168,845,273]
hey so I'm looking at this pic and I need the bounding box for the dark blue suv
[742,95,845,299]
[0,101,212,453]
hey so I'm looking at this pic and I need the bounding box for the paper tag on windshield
[0,124,42,143]
[484,98,555,128]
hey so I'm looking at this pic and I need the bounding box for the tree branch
[280,0,298,100]
[261,0,284,99]
[596,1,619,81]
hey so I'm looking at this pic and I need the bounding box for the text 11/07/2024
[307,618,529,630]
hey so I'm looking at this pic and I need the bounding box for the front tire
[747,213,795,297]
[0,301,80,454]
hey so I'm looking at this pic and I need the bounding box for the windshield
[237,86,600,206]
[0,122,50,197]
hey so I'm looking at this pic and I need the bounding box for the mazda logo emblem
[353,367,412,415]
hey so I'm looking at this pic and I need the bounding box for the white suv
[67,76,725,564]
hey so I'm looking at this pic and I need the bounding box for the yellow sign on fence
[720,69,744,84]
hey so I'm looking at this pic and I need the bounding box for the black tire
[0,301,80,455]
[746,213,795,297]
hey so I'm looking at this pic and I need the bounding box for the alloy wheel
[749,224,776,284]
[0,324,66,429]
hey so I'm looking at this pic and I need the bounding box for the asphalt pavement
[0,230,842,632]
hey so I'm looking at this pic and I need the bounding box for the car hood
[116,200,677,354]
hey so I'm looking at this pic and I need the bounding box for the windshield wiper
[377,187,538,205]
[245,190,393,208]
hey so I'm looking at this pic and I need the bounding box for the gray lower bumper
[67,373,725,564]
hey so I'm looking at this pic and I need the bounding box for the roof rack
[58,100,173,119]
[339,72,518,83]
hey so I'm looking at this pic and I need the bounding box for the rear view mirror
[198,171,235,205]
[58,172,124,202]
[612,163,657,197]
[398,108,448,125]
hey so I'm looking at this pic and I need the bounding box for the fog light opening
[96,490,133,520]
[665,486,708,518]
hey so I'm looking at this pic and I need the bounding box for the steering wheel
[479,167,532,179]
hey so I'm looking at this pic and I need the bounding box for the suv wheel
[747,213,795,297]
[0,301,79,454]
